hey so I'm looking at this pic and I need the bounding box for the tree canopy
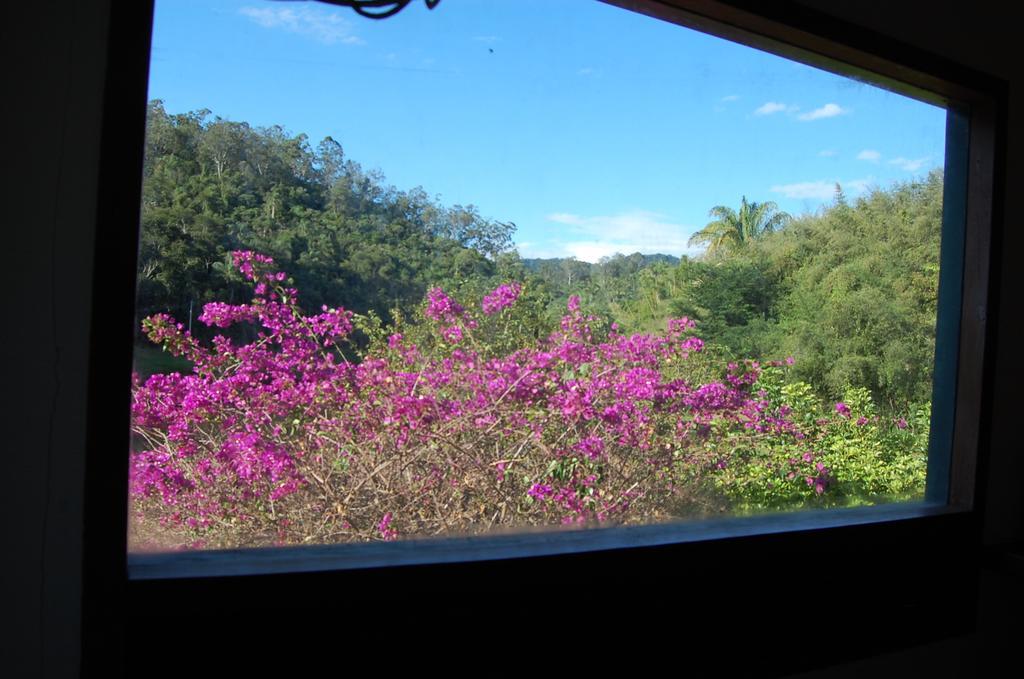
[687,196,791,256]
[137,101,517,334]
[136,102,942,412]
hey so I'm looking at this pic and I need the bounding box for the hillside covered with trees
[138,102,941,408]
[138,102,942,409]
[138,100,524,334]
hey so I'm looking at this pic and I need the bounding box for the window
[83,0,1002,670]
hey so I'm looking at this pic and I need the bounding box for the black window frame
[83,1,1005,672]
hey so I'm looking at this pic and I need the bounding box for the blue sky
[148,0,946,262]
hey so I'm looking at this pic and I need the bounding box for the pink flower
[575,436,606,460]
[835,402,851,418]
[528,483,554,501]
[442,325,463,344]
[198,302,257,328]
[482,282,522,315]
[425,287,464,323]
[667,317,696,336]
[378,513,398,541]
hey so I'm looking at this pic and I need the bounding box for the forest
[129,103,941,548]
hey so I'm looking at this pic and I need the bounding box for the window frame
[83,0,1004,670]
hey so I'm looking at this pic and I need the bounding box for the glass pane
[129,0,946,551]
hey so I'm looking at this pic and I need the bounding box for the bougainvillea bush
[129,252,929,550]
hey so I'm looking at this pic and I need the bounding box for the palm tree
[688,196,791,257]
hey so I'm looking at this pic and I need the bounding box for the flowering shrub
[481,282,522,315]
[129,252,928,550]
[708,372,929,511]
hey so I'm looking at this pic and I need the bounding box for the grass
[132,343,193,380]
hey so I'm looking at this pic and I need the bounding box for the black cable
[273,0,441,20]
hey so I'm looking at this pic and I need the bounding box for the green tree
[772,171,943,406]
[688,196,791,257]
[137,102,520,336]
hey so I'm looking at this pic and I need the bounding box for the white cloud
[525,210,697,262]
[797,103,847,121]
[818,149,838,157]
[715,95,739,111]
[889,156,929,172]
[845,178,873,194]
[239,6,364,45]
[514,242,565,260]
[754,101,789,116]
[770,178,872,200]
[473,35,500,43]
[569,242,638,263]
[578,67,598,76]
[856,149,881,162]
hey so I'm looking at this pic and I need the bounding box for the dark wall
[5,2,111,676]
[3,1,1019,676]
